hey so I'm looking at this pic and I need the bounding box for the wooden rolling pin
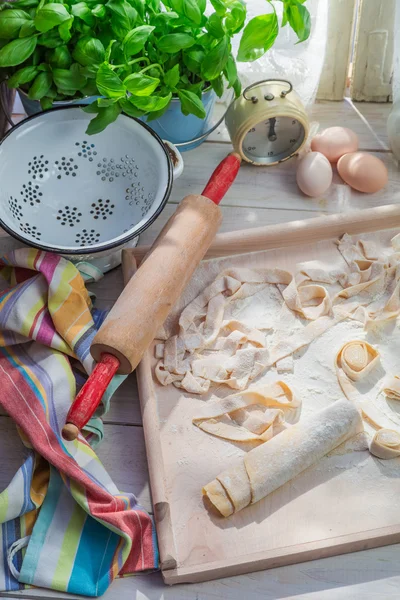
[62,152,241,441]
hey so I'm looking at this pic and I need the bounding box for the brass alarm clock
[225,79,309,166]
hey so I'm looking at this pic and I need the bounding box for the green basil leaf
[12,0,39,8]
[49,44,72,68]
[211,74,224,97]
[32,47,40,64]
[7,65,38,87]
[38,30,63,47]
[198,0,206,13]
[225,4,246,34]
[96,62,125,98]
[91,4,106,18]
[124,73,159,95]
[286,0,311,43]
[58,17,74,42]
[107,0,137,38]
[123,25,154,57]
[196,32,213,48]
[210,0,226,17]
[130,91,171,112]
[177,89,206,118]
[145,101,170,122]
[86,103,121,134]
[128,0,145,20]
[206,13,224,38]
[157,33,195,53]
[37,63,51,71]
[148,0,160,10]
[71,2,94,26]
[19,20,36,37]
[232,76,241,97]
[187,81,203,97]
[28,71,52,99]
[34,3,70,33]
[82,102,100,113]
[98,97,119,106]
[281,3,288,27]
[201,36,228,80]
[151,11,179,31]
[0,9,31,39]
[223,53,237,86]
[237,12,278,62]
[73,36,105,66]
[0,36,37,67]
[53,63,87,94]
[164,63,179,89]
[168,0,183,12]
[104,39,115,61]
[40,96,54,110]
[82,79,98,95]
[182,48,204,74]
[182,0,201,25]
[119,97,145,117]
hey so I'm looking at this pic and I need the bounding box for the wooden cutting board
[135,204,400,585]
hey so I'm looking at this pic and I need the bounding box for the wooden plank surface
[3,99,400,600]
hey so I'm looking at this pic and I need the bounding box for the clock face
[242,116,306,164]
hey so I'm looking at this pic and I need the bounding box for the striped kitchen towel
[0,249,158,596]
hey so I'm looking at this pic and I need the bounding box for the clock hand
[268,118,277,142]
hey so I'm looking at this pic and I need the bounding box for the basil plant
[0,0,311,134]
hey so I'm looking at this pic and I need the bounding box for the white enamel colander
[0,106,183,272]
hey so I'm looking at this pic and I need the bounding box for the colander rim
[0,104,173,255]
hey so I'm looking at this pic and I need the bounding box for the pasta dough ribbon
[369,429,400,459]
[203,400,363,517]
[334,340,387,430]
[156,267,335,393]
[193,381,301,444]
[335,341,379,382]
[383,375,400,400]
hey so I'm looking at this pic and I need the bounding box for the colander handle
[163,140,184,179]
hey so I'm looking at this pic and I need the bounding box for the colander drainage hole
[8,197,23,221]
[21,182,43,206]
[75,141,97,162]
[28,155,49,180]
[56,206,83,227]
[90,198,115,220]
[75,229,101,246]
[20,222,41,240]
[55,157,78,179]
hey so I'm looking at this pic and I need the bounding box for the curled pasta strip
[335,341,379,382]
[383,375,400,401]
[369,429,400,459]
[193,381,301,444]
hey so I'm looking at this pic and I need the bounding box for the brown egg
[337,152,388,193]
[311,127,359,163]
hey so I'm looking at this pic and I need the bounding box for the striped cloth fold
[0,249,158,596]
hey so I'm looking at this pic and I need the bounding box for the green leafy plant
[0,0,311,134]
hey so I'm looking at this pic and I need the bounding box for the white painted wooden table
[3,99,400,600]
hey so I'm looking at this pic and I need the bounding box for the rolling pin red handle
[62,353,120,441]
[202,152,242,205]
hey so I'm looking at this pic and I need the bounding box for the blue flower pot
[18,90,98,116]
[143,88,217,152]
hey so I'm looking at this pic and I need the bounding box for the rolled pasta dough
[203,400,363,517]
